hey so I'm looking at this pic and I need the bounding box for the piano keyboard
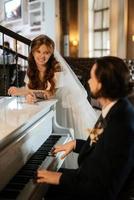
[0,134,68,200]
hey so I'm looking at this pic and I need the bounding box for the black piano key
[38,147,52,152]
[34,150,50,155]
[19,169,35,177]
[4,183,25,191]
[26,159,43,165]
[32,150,47,155]
[30,154,47,160]
[21,163,40,171]
[10,175,30,185]
[15,174,33,180]
[0,190,20,199]
[45,136,61,144]
[0,135,61,199]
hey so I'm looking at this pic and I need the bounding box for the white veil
[54,51,88,107]
[54,50,98,137]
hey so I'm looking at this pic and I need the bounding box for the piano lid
[0,97,57,150]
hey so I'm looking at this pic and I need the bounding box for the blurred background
[0,0,133,59]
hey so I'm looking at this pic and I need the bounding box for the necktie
[95,114,104,129]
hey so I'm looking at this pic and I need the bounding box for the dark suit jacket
[59,98,134,200]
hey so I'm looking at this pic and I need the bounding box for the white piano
[0,97,73,200]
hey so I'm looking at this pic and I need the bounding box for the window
[89,0,110,57]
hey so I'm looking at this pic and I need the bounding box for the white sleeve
[24,73,29,88]
[24,73,29,85]
[54,72,64,88]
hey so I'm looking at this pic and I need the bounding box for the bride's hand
[31,90,53,100]
[26,92,37,103]
[51,140,76,159]
[8,86,20,96]
[44,90,54,99]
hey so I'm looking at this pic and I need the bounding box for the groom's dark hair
[93,56,133,100]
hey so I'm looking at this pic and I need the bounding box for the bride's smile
[33,44,52,67]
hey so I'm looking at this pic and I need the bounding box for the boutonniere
[87,127,104,144]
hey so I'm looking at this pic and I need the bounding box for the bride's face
[33,44,53,67]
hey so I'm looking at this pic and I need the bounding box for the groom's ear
[98,82,102,91]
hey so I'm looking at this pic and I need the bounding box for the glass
[102,50,110,56]
[94,0,103,10]
[103,10,109,28]
[102,0,110,8]
[94,50,102,57]
[94,12,102,29]
[103,31,109,49]
[94,32,102,49]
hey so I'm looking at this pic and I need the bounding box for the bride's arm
[8,72,31,96]
[8,86,30,96]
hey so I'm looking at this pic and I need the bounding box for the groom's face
[88,64,102,99]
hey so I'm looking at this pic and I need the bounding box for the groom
[36,56,134,200]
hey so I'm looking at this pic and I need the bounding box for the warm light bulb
[72,40,78,46]
[132,35,134,42]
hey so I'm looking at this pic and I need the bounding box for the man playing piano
[36,56,134,200]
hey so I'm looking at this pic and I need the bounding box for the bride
[8,34,98,140]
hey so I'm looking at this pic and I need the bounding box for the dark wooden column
[127,0,134,59]
[59,0,78,57]
[60,0,70,56]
